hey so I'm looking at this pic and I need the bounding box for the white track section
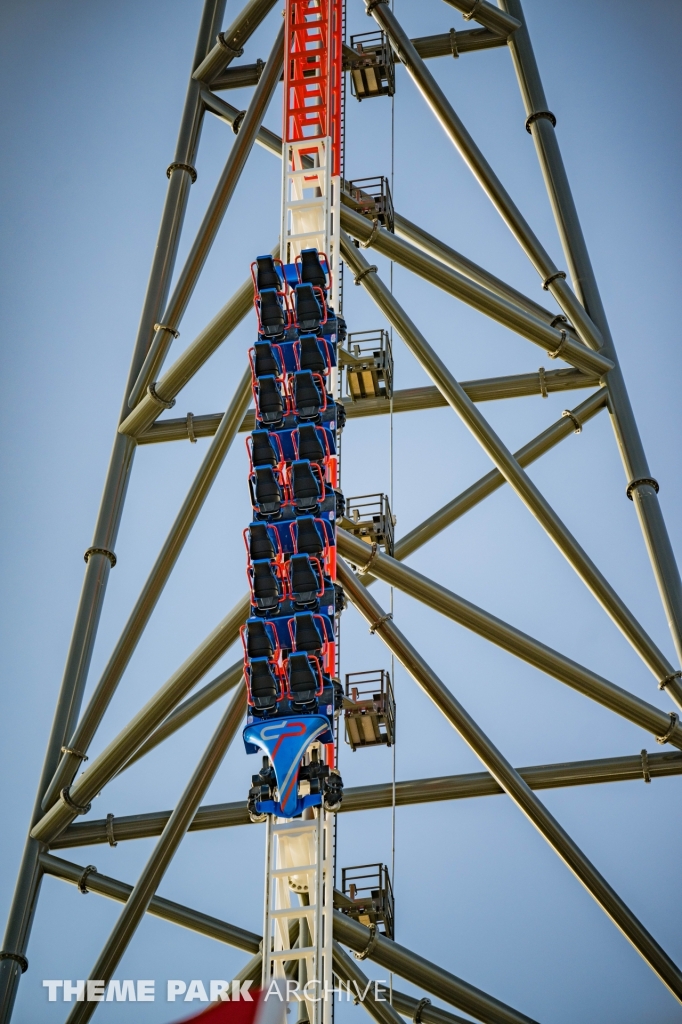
[281,138,341,308]
[262,811,335,1023]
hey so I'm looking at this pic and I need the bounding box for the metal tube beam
[383,987,475,1024]
[39,853,259,953]
[40,853,522,1024]
[193,0,279,84]
[63,687,246,1024]
[333,911,538,1024]
[210,28,507,90]
[439,0,520,37]
[119,259,274,439]
[137,369,599,444]
[340,210,612,378]
[128,23,284,407]
[30,595,250,846]
[202,87,283,157]
[337,562,682,1003]
[122,660,243,770]
[0,3,228,1018]
[501,0,682,690]
[333,943,406,1024]
[366,2,605,358]
[393,390,606,562]
[43,369,252,809]
[51,749,682,850]
[340,236,676,687]
[401,27,507,58]
[337,529,682,750]
[393,211,561,326]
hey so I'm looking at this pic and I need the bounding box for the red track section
[283,0,343,176]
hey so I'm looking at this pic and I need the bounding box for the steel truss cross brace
[49,748,682,850]
[39,853,537,1024]
[3,0,681,1019]
[367,0,682,682]
[135,368,600,444]
[341,236,681,700]
[337,559,682,1002]
[338,529,682,749]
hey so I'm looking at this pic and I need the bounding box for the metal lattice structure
[2,1,682,1023]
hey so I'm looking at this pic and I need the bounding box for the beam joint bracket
[353,922,378,960]
[83,547,116,567]
[60,746,88,762]
[60,786,91,817]
[547,329,568,361]
[0,952,28,974]
[106,813,118,848]
[655,712,679,745]
[147,382,177,410]
[561,409,582,434]
[165,163,197,184]
[216,32,244,58]
[413,998,432,1024]
[659,670,682,692]
[354,264,378,285]
[526,110,557,134]
[626,477,660,501]
[542,270,566,290]
[77,864,98,894]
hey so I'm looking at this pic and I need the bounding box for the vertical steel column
[0,3,226,1020]
[499,0,682,686]
[63,686,246,1024]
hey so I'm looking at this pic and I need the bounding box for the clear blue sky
[1,1,681,1022]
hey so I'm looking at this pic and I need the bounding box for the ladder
[262,811,335,1024]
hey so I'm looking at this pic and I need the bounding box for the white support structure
[281,138,341,308]
[262,810,335,1023]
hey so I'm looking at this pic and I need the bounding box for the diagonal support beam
[383,986,480,1024]
[337,561,682,1003]
[366,1,605,358]
[341,237,679,693]
[392,389,606,563]
[39,852,259,953]
[30,595,250,846]
[49,748,682,849]
[340,210,611,378]
[121,660,243,770]
[44,369,252,809]
[333,943,407,1024]
[128,22,285,407]
[193,0,279,83]
[119,258,276,439]
[440,0,520,37]
[337,528,682,750]
[501,0,682,691]
[202,87,284,156]
[62,686,246,1024]
[393,211,563,327]
[0,4,229,1018]
[187,93,606,378]
[333,911,538,1024]
[38,851,533,1024]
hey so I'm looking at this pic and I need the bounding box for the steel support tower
[2,2,682,1022]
